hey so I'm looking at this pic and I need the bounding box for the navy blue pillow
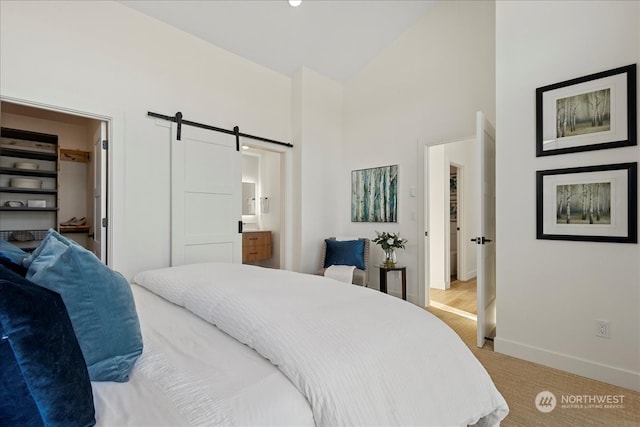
[0,254,28,277]
[323,239,366,270]
[0,265,96,427]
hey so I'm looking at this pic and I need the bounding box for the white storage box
[10,178,42,189]
[27,200,46,208]
[14,162,39,170]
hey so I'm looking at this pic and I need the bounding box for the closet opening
[0,100,109,264]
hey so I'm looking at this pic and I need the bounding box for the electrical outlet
[595,320,610,338]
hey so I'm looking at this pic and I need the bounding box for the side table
[377,265,407,300]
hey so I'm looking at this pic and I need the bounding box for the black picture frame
[536,163,637,243]
[536,64,636,157]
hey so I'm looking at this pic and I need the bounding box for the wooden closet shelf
[59,148,90,163]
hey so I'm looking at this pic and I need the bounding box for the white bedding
[91,284,314,426]
[134,262,509,426]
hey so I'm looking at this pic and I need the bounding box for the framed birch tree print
[536,163,637,243]
[536,64,636,156]
[351,165,398,222]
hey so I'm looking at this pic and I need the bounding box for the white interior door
[171,123,242,266]
[92,122,107,262]
[476,111,497,348]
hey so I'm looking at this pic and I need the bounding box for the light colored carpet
[428,306,640,426]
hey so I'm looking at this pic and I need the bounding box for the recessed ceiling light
[242,145,250,150]
[289,0,302,7]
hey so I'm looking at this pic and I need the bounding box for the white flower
[387,238,394,245]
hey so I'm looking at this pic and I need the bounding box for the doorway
[241,143,285,269]
[426,138,477,320]
[420,113,497,347]
[0,100,110,264]
[450,164,460,282]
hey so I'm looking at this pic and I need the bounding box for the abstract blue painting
[351,165,398,222]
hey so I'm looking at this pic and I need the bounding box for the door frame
[419,138,472,306]
[418,133,492,309]
[1,95,121,267]
[238,139,293,271]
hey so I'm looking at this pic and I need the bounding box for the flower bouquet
[372,231,407,267]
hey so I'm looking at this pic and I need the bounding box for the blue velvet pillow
[0,254,28,277]
[21,228,80,269]
[0,265,95,427]
[0,238,28,265]
[26,230,143,382]
[324,239,366,270]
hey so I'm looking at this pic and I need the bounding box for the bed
[97,262,508,426]
[91,281,315,426]
[1,231,508,426]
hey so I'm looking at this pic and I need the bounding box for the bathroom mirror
[242,182,256,215]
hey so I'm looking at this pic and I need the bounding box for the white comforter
[134,263,508,426]
[92,285,314,426]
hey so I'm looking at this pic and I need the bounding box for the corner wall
[496,0,640,391]
[291,68,344,274]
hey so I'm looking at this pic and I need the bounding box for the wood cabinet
[242,231,272,262]
[0,127,59,250]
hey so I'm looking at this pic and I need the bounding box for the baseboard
[494,337,640,392]
[459,269,476,282]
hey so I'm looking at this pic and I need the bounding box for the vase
[383,248,397,267]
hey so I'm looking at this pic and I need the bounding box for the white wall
[0,1,291,279]
[258,149,282,269]
[496,1,640,391]
[343,0,495,300]
[428,144,447,289]
[291,67,344,274]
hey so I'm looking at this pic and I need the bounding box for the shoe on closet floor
[60,217,78,226]
[60,217,86,227]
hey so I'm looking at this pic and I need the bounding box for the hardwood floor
[429,277,477,315]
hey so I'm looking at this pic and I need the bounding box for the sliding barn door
[171,123,241,266]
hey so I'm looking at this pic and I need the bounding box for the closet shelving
[0,127,59,249]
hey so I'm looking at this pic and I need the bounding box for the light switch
[409,186,416,197]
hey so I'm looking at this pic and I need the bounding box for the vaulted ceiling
[120,0,438,82]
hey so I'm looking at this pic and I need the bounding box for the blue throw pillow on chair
[324,239,366,270]
[0,265,95,427]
